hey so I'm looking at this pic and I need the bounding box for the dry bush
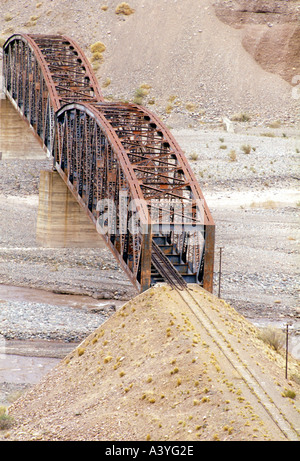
[257,327,285,352]
[0,406,13,430]
[133,86,149,105]
[115,3,135,15]
[90,41,106,54]
[268,120,281,129]
[189,152,199,161]
[228,150,237,162]
[231,112,251,122]
[241,144,251,154]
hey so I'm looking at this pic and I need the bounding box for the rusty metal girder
[2,33,215,293]
[2,33,102,154]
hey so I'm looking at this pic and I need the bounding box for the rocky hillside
[214,0,300,84]
[1,0,299,126]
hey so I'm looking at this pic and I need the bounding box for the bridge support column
[36,170,106,248]
[203,224,215,294]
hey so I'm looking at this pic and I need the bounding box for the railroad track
[151,241,188,291]
[169,284,300,441]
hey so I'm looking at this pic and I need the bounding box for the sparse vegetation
[115,3,135,15]
[90,41,106,54]
[241,144,251,155]
[77,347,85,356]
[231,112,251,122]
[102,78,111,88]
[4,13,13,22]
[189,152,199,161]
[261,132,275,137]
[133,85,150,105]
[228,149,237,162]
[257,327,285,352]
[282,389,296,399]
[0,406,13,430]
[185,102,196,112]
[268,120,281,129]
[90,41,106,70]
[250,200,277,209]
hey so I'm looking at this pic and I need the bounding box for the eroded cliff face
[214,0,300,84]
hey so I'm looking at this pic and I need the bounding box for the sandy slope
[3,285,300,441]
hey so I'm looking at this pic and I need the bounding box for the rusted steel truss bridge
[2,33,215,294]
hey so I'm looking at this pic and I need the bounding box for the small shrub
[228,149,237,162]
[0,407,13,430]
[166,103,173,114]
[268,120,281,128]
[4,13,13,21]
[102,78,111,88]
[189,152,199,161]
[91,52,103,62]
[231,112,251,122]
[133,86,148,105]
[101,5,108,11]
[257,327,285,352]
[77,347,85,356]
[241,144,251,154]
[282,389,296,399]
[185,102,196,112]
[90,42,106,54]
[261,132,275,137]
[115,3,135,15]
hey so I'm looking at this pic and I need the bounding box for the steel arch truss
[2,33,102,155]
[2,33,215,293]
[54,102,215,292]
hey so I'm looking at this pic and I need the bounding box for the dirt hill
[3,285,300,441]
[1,0,299,126]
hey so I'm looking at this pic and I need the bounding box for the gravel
[0,299,106,342]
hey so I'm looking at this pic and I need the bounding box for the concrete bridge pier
[36,170,106,249]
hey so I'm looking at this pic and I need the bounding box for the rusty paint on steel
[2,33,215,294]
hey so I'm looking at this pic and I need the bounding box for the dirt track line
[177,287,300,441]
